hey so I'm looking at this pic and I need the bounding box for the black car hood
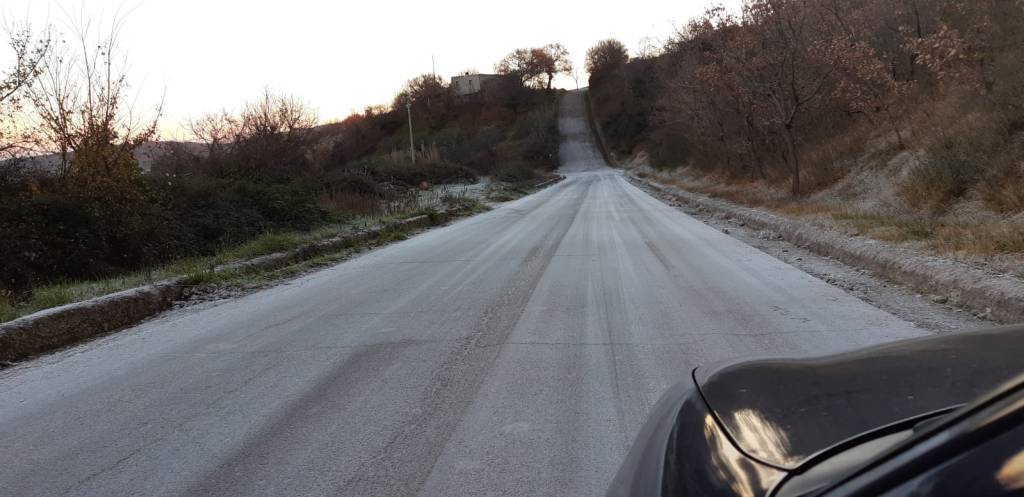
[695,326,1024,469]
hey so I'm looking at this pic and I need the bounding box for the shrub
[318,191,381,215]
[0,177,327,296]
[369,158,478,186]
[526,126,559,167]
[324,171,383,197]
[0,186,186,295]
[977,136,1024,214]
[163,183,267,252]
[230,182,325,230]
[450,126,504,171]
[645,125,691,169]
[902,130,993,211]
[494,163,538,183]
[978,161,1024,214]
[902,154,977,212]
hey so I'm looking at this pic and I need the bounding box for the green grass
[1,230,333,323]
[177,225,424,291]
[178,199,493,296]
[0,257,217,323]
[203,248,365,290]
[0,229,345,323]
[220,233,310,261]
[0,299,17,323]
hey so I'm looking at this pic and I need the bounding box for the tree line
[587,0,1024,209]
[0,17,568,298]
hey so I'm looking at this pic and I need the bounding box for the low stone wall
[0,281,185,363]
[0,213,444,364]
[634,175,1024,325]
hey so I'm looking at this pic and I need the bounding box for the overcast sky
[2,0,741,138]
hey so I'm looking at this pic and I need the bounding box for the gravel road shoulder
[628,175,988,333]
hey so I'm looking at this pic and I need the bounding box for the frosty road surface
[0,90,923,497]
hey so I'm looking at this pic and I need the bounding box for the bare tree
[536,43,572,89]
[0,23,51,165]
[189,110,236,157]
[734,0,836,195]
[183,89,319,181]
[636,36,663,60]
[227,88,318,180]
[240,89,317,139]
[658,7,770,179]
[29,11,162,182]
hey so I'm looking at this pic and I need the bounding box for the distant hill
[13,141,208,175]
[134,141,208,171]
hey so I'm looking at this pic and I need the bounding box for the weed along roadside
[0,182,562,365]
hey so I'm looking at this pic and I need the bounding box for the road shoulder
[627,174,992,333]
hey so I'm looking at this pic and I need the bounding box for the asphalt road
[0,91,925,497]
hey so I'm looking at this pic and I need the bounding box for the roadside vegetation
[0,195,489,323]
[173,195,490,303]
[0,14,567,321]
[587,0,1024,269]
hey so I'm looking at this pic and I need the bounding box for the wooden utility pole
[406,100,415,165]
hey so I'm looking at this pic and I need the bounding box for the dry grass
[318,192,381,216]
[899,96,1024,215]
[932,220,1024,256]
[656,171,785,207]
[0,257,215,323]
[830,210,935,243]
[384,143,444,165]
[976,158,1024,214]
[785,201,1024,258]
[799,120,878,191]
[772,202,836,218]
[639,163,1024,269]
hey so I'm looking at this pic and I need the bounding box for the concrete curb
[0,281,185,363]
[633,174,1024,325]
[214,214,437,275]
[533,176,564,190]
[0,213,443,364]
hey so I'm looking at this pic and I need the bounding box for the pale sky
[2,0,740,138]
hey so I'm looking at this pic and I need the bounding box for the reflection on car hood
[695,326,1024,469]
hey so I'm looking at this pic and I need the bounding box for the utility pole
[406,99,415,165]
